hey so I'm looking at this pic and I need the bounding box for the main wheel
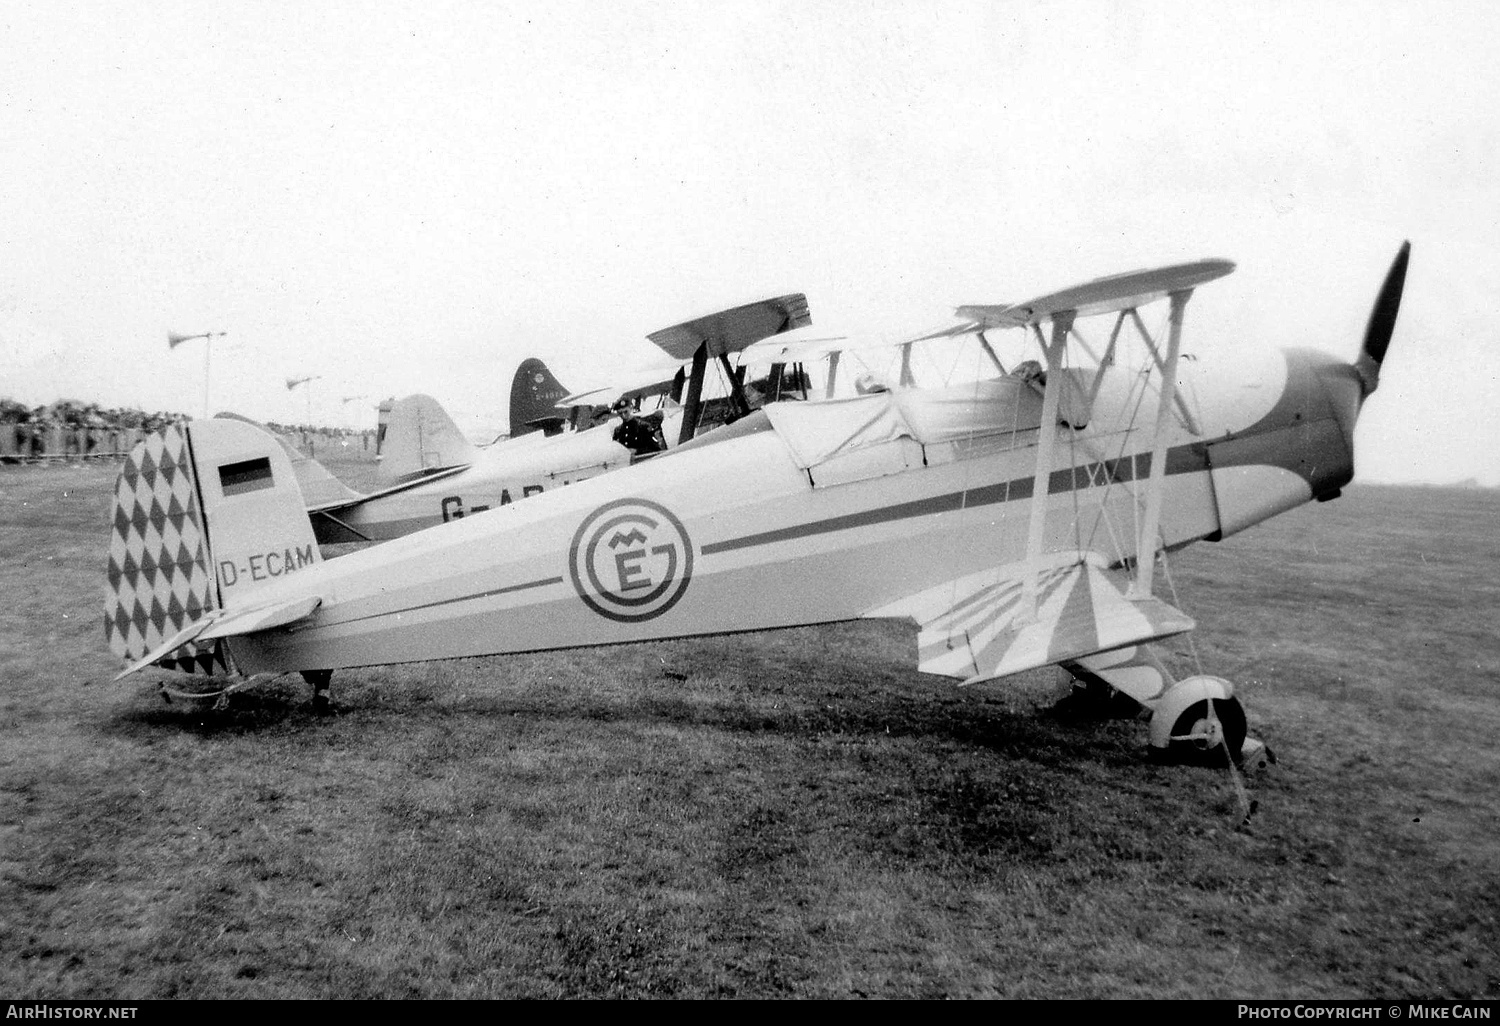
[1165,696,1247,765]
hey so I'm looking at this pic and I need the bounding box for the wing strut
[1079,310,1128,415]
[1021,309,1076,621]
[678,343,710,445]
[720,353,752,419]
[1127,308,1201,436]
[1129,289,1192,599]
[976,330,1007,375]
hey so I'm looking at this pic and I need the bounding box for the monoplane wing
[866,552,1194,685]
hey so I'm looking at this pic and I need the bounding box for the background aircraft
[290,294,811,545]
[103,244,1409,766]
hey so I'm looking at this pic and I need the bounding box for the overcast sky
[3,1,1497,484]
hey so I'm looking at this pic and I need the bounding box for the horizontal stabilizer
[199,595,322,642]
[111,594,323,682]
[870,553,1194,685]
[111,618,215,682]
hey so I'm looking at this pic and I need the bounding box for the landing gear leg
[302,670,334,715]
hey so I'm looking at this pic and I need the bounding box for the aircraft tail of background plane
[213,412,362,508]
[378,394,479,484]
[104,419,325,677]
[509,358,571,438]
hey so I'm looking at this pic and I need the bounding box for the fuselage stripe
[700,445,1199,556]
[313,575,565,629]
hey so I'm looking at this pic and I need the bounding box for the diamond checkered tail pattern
[103,424,229,675]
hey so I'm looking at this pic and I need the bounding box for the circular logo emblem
[568,498,694,622]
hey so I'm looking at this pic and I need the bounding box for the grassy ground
[1,456,1496,998]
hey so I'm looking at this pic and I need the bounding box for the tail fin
[378,394,478,484]
[104,419,323,677]
[509,358,570,438]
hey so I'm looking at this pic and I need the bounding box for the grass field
[1,453,1497,998]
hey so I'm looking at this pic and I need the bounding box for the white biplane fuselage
[230,345,1354,672]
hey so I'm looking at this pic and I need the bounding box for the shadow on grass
[102,675,319,736]
[95,657,1158,775]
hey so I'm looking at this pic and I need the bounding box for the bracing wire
[1157,528,1253,824]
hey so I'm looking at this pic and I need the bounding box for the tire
[1165,697,1247,766]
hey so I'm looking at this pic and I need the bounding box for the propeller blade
[1363,241,1410,368]
[1355,241,1410,396]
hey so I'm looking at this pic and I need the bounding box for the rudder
[103,419,324,676]
[509,358,570,438]
[104,423,226,675]
[378,394,478,484]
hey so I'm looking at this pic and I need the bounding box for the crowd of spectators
[1,399,369,461]
[1,398,190,459]
[261,420,367,439]
[2,397,188,433]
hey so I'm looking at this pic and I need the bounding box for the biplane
[103,243,1410,764]
[279,294,812,545]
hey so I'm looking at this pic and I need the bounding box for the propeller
[1355,240,1411,397]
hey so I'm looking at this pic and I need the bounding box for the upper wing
[956,259,1236,328]
[866,552,1194,685]
[647,294,810,360]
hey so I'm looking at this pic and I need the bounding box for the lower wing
[866,551,1194,685]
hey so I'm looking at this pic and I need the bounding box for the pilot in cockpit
[1009,360,1046,386]
[611,398,667,458]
